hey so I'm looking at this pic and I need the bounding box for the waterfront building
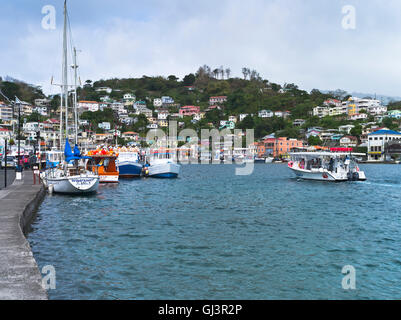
[367,129,401,161]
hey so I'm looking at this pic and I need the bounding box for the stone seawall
[0,172,48,300]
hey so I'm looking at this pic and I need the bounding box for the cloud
[1,0,401,97]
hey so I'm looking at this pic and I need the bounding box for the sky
[1,0,401,97]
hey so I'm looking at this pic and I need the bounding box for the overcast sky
[1,0,401,96]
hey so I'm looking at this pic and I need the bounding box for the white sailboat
[42,1,99,194]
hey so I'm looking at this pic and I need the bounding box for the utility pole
[15,96,22,180]
[4,139,7,188]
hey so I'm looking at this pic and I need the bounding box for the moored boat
[116,147,143,178]
[288,152,367,182]
[87,148,119,183]
[146,150,181,178]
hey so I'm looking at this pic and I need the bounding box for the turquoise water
[28,164,401,300]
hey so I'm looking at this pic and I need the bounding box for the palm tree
[225,68,231,79]
[242,68,248,80]
[213,69,219,79]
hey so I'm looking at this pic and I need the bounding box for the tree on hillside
[242,68,249,80]
[308,136,322,146]
[183,74,196,86]
[225,68,231,79]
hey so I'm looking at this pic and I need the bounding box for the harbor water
[28,164,401,300]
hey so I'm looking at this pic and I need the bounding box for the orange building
[257,137,304,157]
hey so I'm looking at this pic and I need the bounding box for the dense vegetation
[0,77,45,103]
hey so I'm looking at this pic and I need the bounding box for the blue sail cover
[64,139,80,162]
[74,144,81,157]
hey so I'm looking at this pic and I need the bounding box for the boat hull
[46,175,99,194]
[99,174,119,183]
[148,163,181,178]
[289,167,366,182]
[118,162,143,178]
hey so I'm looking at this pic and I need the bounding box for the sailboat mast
[73,47,79,145]
[62,0,69,141]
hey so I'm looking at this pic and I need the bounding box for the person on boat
[329,158,334,172]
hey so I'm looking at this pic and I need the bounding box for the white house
[153,98,163,107]
[95,87,112,94]
[313,106,329,118]
[258,110,274,118]
[123,93,135,102]
[23,122,40,132]
[239,114,249,122]
[339,125,355,134]
[339,136,358,147]
[98,122,111,130]
[368,129,401,161]
[78,101,99,113]
[157,111,169,120]
[349,113,368,121]
[0,103,13,122]
[228,116,237,123]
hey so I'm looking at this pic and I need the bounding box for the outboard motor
[352,172,359,181]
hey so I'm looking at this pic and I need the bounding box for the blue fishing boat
[117,149,143,178]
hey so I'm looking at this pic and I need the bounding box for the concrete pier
[0,171,47,300]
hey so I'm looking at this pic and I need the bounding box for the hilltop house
[209,96,227,106]
[179,106,200,117]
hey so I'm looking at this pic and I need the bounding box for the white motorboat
[147,158,181,178]
[146,151,181,178]
[288,152,366,182]
[265,157,274,163]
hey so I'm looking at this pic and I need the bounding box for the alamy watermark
[42,265,56,290]
[342,5,356,30]
[145,121,255,175]
[342,265,356,290]
[41,5,56,30]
